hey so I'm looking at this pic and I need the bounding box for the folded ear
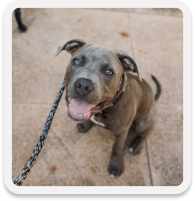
[114,50,142,82]
[55,39,88,56]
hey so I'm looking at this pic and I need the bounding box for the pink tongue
[69,99,92,113]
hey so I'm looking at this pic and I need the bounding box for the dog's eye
[105,69,113,75]
[73,59,80,65]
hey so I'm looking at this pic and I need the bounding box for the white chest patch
[90,115,105,127]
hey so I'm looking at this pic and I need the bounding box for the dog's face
[56,39,141,122]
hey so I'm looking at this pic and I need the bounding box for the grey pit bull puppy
[56,39,161,176]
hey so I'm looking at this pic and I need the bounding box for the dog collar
[105,73,126,108]
[95,74,126,118]
[101,78,123,110]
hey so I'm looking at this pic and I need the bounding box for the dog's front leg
[77,121,93,133]
[108,130,128,176]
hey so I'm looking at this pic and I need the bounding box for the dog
[55,39,161,176]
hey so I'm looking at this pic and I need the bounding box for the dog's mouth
[65,93,108,122]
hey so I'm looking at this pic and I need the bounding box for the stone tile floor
[12,8,183,186]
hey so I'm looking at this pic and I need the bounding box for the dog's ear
[55,39,88,56]
[114,50,142,82]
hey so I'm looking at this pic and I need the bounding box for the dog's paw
[129,136,143,155]
[77,122,92,133]
[108,156,124,176]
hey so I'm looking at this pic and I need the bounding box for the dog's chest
[90,115,106,127]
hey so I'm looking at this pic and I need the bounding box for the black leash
[13,77,66,186]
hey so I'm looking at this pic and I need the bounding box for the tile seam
[128,13,153,186]
[84,8,183,18]
[145,139,154,186]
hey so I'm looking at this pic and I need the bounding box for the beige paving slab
[12,8,133,104]
[13,104,151,186]
[129,13,183,186]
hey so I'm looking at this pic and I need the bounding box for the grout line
[129,14,153,186]
[128,12,158,86]
[122,11,182,18]
[145,139,154,186]
[50,128,72,156]
[87,8,183,18]
[128,13,135,58]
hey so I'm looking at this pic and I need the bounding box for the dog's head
[56,39,142,122]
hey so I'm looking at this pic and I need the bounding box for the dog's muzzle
[66,75,124,122]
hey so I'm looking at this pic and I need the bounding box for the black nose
[74,78,94,96]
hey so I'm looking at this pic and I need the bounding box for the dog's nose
[74,78,94,96]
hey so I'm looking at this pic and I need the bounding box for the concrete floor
[12,8,183,186]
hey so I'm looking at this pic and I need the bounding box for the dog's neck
[113,73,126,104]
[95,73,126,118]
[102,73,126,110]
[95,73,127,119]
